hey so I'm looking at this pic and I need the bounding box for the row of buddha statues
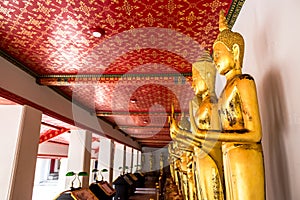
[168,11,265,200]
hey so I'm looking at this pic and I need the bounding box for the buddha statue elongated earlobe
[232,44,240,62]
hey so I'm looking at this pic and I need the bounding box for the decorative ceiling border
[227,0,246,29]
[97,111,182,117]
[37,73,192,86]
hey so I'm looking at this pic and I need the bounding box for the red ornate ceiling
[0,0,245,148]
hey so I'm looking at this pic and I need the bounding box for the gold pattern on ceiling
[0,0,245,147]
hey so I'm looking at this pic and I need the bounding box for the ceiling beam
[138,140,171,143]
[39,128,70,144]
[128,133,171,137]
[131,134,171,139]
[97,111,183,117]
[37,73,192,86]
[117,125,170,129]
[135,140,171,144]
[41,121,64,130]
[0,56,141,150]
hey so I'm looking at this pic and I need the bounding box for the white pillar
[0,105,42,200]
[113,142,124,181]
[97,136,113,182]
[137,151,141,170]
[89,159,97,183]
[34,158,51,185]
[66,130,92,189]
[123,145,127,174]
[125,146,132,174]
[109,140,114,184]
[132,149,138,172]
[130,148,134,173]
[58,158,68,190]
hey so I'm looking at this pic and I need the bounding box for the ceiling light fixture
[130,98,137,103]
[91,28,105,38]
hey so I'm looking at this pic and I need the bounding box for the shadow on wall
[262,69,291,200]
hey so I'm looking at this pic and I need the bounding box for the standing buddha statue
[190,51,224,200]
[178,10,266,200]
[210,10,265,200]
[170,50,225,200]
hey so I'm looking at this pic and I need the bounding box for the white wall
[233,1,300,199]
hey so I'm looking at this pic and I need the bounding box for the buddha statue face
[213,10,245,76]
[213,42,235,75]
[191,50,216,96]
[192,68,207,96]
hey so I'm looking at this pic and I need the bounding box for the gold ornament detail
[167,0,176,14]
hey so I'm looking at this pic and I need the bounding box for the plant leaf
[92,169,99,172]
[78,172,88,176]
[101,169,108,172]
[66,171,75,176]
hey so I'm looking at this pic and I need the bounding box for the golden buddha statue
[149,153,153,172]
[212,11,265,199]
[177,115,196,200]
[190,51,224,200]
[174,156,182,196]
[169,142,184,196]
[179,151,190,200]
[171,10,266,200]
[170,50,225,200]
[186,153,196,200]
[168,144,176,181]
[170,113,194,200]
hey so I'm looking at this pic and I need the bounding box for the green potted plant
[92,168,108,182]
[118,166,123,175]
[124,166,129,174]
[66,171,88,190]
[92,168,99,182]
[134,164,141,172]
[99,168,108,181]
[118,166,129,175]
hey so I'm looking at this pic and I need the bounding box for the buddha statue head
[213,10,245,75]
[192,50,216,96]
